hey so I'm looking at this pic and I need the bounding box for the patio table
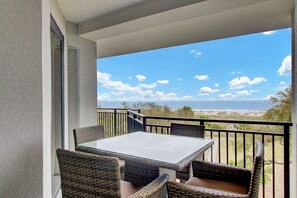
[77,131,214,181]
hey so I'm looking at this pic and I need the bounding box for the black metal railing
[98,108,292,198]
[97,108,140,137]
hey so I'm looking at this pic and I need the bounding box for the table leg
[190,154,203,178]
[159,168,176,181]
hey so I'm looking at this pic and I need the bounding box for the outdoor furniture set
[56,124,264,197]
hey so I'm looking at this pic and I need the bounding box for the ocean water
[98,100,273,111]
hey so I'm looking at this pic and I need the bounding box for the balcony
[98,108,292,198]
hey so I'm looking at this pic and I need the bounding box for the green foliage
[263,86,292,121]
[199,115,226,130]
[176,106,194,118]
[234,123,253,131]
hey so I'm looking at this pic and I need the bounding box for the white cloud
[97,71,111,82]
[265,94,274,100]
[155,91,177,100]
[219,93,236,98]
[97,93,110,100]
[111,92,125,96]
[128,76,133,80]
[230,71,242,75]
[194,75,209,81]
[236,90,251,96]
[229,76,266,89]
[280,81,286,85]
[137,83,157,89]
[190,50,202,58]
[157,80,169,84]
[177,78,182,81]
[98,72,136,92]
[236,90,258,96]
[262,30,277,35]
[200,86,219,95]
[278,55,291,76]
[214,83,219,87]
[98,71,151,94]
[182,95,194,100]
[135,74,146,81]
[97,71,180,101]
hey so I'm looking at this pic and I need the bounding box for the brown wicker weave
[166,141,264,198]
[73,125,105,148]
[57,149,169,198]
[73,125,125,179]
[124,160,160,186]
[170,123,205,181]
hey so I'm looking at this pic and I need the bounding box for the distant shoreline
[98,100,272,111]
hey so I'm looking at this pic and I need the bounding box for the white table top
[79,132,213,168]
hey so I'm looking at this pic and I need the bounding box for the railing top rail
[145,123,287,136]
[98,108,141,111]
[127,110,292,126]
[127,110,144,117]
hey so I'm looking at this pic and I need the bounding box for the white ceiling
[57,0,293,58]
[57,0,147,23]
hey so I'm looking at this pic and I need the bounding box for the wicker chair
[57,149,169,198]
[167,141,264,198]
[73,125,125,178]
[170,123,205,181]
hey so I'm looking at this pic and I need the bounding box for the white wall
[0,0,43,197]
[68,48,79,151]
[1,1,98,197]
[66,21,97,135]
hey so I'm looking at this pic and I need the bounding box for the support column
[291,3,297,198]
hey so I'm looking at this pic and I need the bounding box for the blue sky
[97,28,291,102]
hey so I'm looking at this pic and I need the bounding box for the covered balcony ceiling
[58,0,293,58]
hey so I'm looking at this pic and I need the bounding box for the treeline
[121,101,194,118]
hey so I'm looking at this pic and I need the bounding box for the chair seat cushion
[120,181,143,198]
[186,177,249,195]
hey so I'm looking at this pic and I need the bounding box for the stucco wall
[66,21,97,150]
[0,0,43,197]
[0,1,97,197]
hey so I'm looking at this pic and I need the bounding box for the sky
[97,28,291,102]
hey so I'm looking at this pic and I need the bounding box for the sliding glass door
[50,16,64,196]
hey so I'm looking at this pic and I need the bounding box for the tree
[163,105,173,116]
[263,86,292,121]
[176,106,194,118]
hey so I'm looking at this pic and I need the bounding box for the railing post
[143,117,147,132]
[284,124,290,198]
[200,120,205,126]
[114,109,117,136]
[133,113,137,132]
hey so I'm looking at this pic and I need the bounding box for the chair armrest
[192,161,251,185]
[167,181,247,198]
[129,174,169,198]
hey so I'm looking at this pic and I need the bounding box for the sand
[193,109,265,117]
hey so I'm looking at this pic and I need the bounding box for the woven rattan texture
[57,149,169,198]
[166,141,264,198]
[170,123,205,181]
[73,125,105,147]
[73,125,125,178]
[124,160,160,186]
[57,148,121,197]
